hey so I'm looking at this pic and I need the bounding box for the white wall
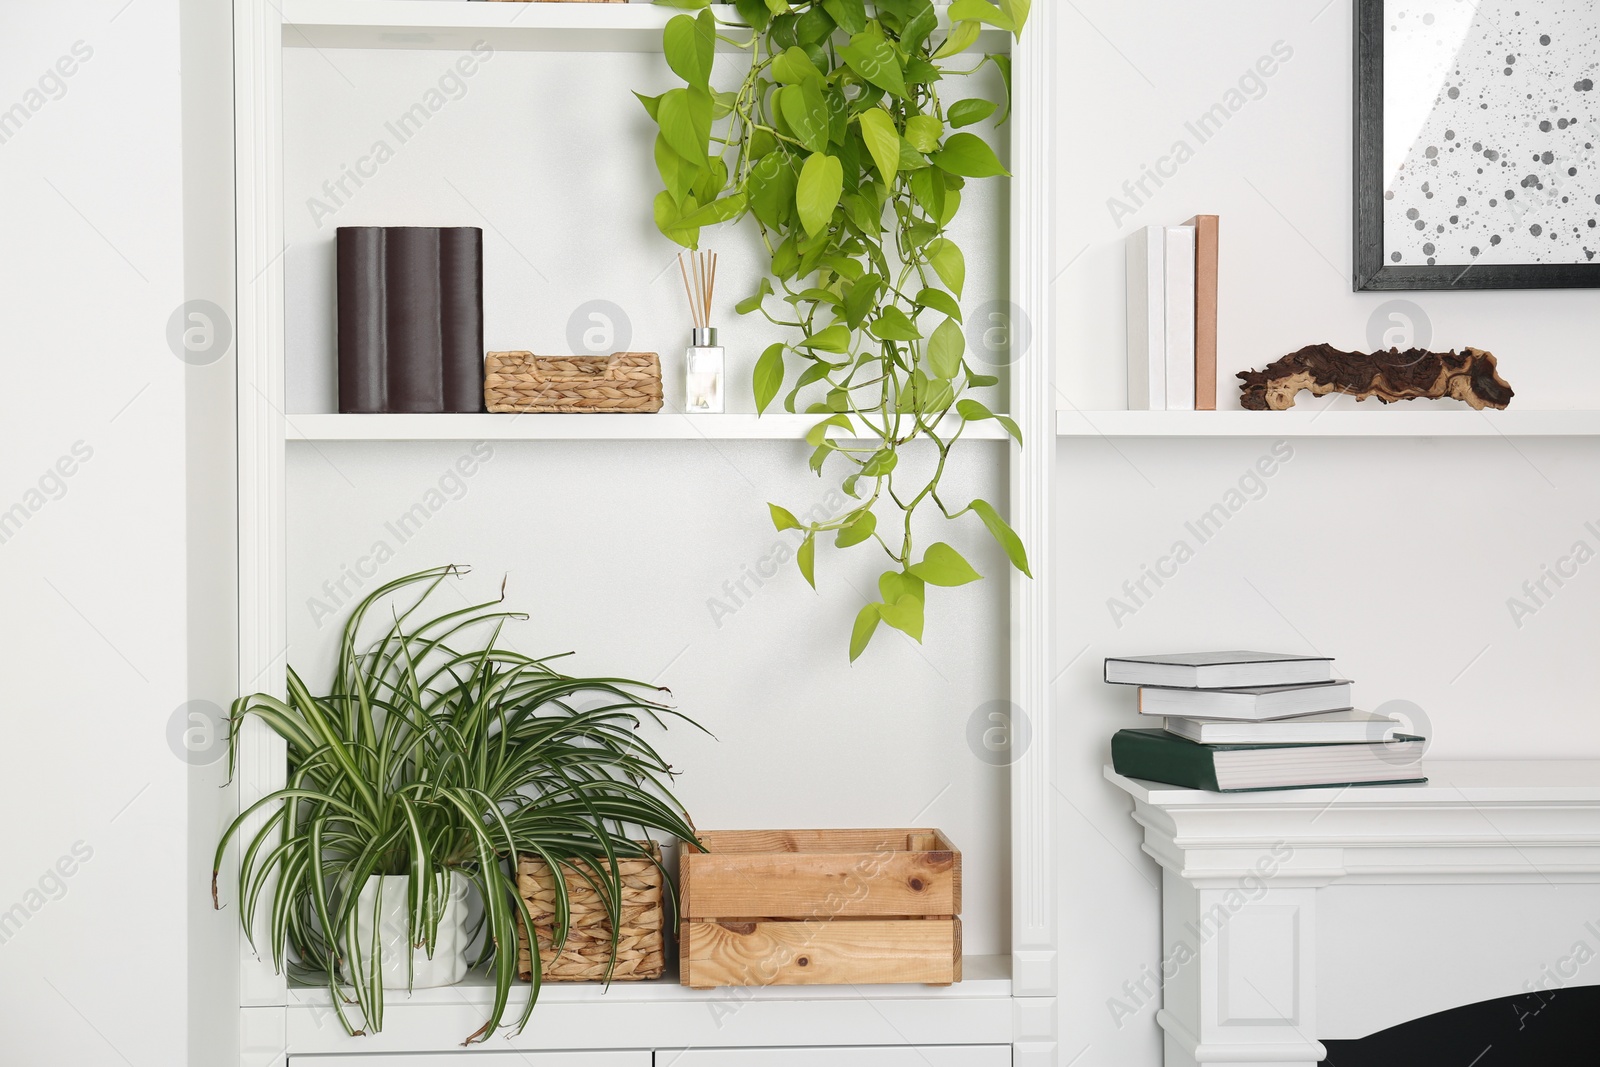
[1054,3,1600,1064]
[0,0,194,1062]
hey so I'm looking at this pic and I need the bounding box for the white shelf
[285,412,1014,441]
[1107,760,1600,806]
[281,0,1013,54]
[1055,408,1600,438]
[283,955,1014,1054]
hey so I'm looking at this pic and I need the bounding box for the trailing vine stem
[641,0,1032,659]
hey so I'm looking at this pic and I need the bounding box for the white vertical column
[1157,872,1324,1067]
[1009,2,1058,1064]
[233,0,289,1029]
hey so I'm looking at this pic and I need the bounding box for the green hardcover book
[1111,728,1428,792]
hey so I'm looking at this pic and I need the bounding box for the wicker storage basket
[515,842,666,982]
[485,351,663,414]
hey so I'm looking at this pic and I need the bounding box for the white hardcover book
[1137,679,1354,721]
[1125,226,1165,410]
[1164,709,1401,745]
[1105,651,1335,689]
[1163,224,1196,411]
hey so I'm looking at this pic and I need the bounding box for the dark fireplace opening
[1322,984,1600,1065]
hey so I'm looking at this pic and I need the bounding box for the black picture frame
[1353,0,1600,291]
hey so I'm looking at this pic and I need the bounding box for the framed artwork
[1354,0,1600,290]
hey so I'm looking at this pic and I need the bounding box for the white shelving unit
[1056,407,1600,437]
[232,1,1057,1065]
[281,0,1013,54]
[284,957,1014,1055]
[287,412,1014,442]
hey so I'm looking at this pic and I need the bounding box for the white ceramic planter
[340,872,471,989]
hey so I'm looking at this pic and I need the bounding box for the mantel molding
[1108,762,1600,886]
[1107,761,1600,1066]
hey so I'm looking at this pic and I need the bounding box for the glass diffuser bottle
[679,250,724,414]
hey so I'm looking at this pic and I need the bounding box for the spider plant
[213,566,703,1043]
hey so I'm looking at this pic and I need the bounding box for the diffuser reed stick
[678,250,718,330]
[680,249,725,414]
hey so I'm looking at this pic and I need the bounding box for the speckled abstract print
[1383,1,1600,266]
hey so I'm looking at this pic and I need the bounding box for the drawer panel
[656,1046,1010,1066]
[292,1052,649,1066]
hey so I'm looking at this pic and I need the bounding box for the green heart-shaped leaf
[927,317,965,379]
[835,509,877,548]
[780,81,830,153]
[769,503,802,531]
[931,19,981,60]
[925,237,966,297]
[870,306,922,341]
[796,152,844,237]
[663,11,717,87]
[948,98,998,129]
[800,322,851,353]
[969,498,1030,576]
[914,287,962,322]
[797,534,817,588]
[838,33,907,97]
[849,602,882,661]
[771,45,821,85]
[657,86,713,165]
[858,108,901,184]
[822,0,867,34]
[909,542,982,586]
[932,132,1009,177]
[905,114,944,153]
[753,343,786,414]
[748,152,798,229]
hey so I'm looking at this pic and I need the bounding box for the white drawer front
[293,1053,650,1066]
[656,1047,1010,1066]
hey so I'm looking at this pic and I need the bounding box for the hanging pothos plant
[640,0,1031,660]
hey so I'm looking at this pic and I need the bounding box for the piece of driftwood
[1237,345,1514,411]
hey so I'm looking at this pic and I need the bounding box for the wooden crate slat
[680,919,960,988]
[678,827,963,988]
[682,849,958,920]
[693,828,945,854]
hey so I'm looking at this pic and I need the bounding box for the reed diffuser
[678,250,724,414]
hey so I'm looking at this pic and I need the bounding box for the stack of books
[337,225,486,414]
[1126,215,1218,411]
[1105,651,1427,792]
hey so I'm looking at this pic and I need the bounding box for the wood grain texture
[679,919,961,988]
[693,828,947,854]
[1237,345,1513,411]
[682,829,960,919]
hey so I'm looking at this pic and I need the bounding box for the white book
[1163,224,1196,411]
[1125,226,1165,410]
[1105,651,1334,689]
[1164,709,1400,745]
[1137,679,1354,721]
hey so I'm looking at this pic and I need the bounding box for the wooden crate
[678,828,961,989]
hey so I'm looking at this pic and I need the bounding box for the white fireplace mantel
[1106,760,1600,1066]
